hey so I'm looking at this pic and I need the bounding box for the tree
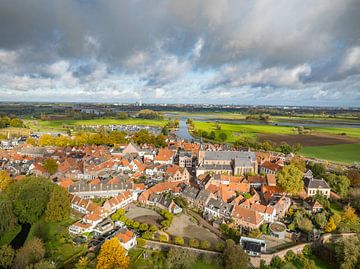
[277,165,304,195]
[335,235,360,269]
[132,221,140,229]
[314,212,327,229]
[223,239,248,269]
[297,216,313,233]
[42,158,58,175]
[200,240,211,249]
[139,223,149,232]
[149,225,158,232]
[324,217,337,233]
[216,242,225,251]
[341,205,358,223]
[75,256,89,269]
[218,132,227,142]
[96,237,129,269]
[0,170,12,191]
[5,176,55,224]
[346,169,360,186]
[270,255,283,268]
[0,245,15,268]
[166,248,196,269]
[158,234,168,242]
[45,186,70,222]
[290,156,306,172]
[161,220,171,228]
[308,162,326,178]
[0,195,17,235]
[325,174,350,197]
[174,236,184,245]
[12,237,45,269]
[29,260,56,269]
[142,231,153,240]
[136,238,146,248]
[189,239,199,248]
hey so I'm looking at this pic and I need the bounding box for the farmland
[300,144,360,164]
[23,118,167,132]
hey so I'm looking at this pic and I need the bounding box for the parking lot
[125,205,163,227]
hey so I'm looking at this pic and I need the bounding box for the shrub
[215,242,225,251]
[200,240,211,249]
[189,239,199,248]
[158,234,168,243]
[139,223,149,232]
[142,232,153,240]
[174,236,184,246]
[137,238,146,248]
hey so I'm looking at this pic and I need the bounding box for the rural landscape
[1,0,360,269]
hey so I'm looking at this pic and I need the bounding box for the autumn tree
[341,205,358,223]
[42,158,58,175]
[45,185,70,222]
[96,237,129,269]
[290,156,306,172]
[0,245,15,268]
[314,212,328,229]
[277,165,304,195]
[324,217,337,233]
[223,239,249,269]
[325,174,350,197]
[335,235,360,269]
[0,170,12,191]
[12,237,45,269]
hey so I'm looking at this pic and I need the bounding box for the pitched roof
[231,205,263,225]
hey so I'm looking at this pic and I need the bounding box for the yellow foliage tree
[324,217,337,233]
[0,170,12,191]
[96,237,129,269]
[342,205,358,223]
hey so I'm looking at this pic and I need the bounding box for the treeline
[137,109,163,120]
[28,129,166,148]
[0,115,24,129]
[233,137,302,154]
[245,113,271,121]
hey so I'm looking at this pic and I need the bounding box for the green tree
[314,212,327,229]
[200,240,211,249]
[218,132,227,142]
[29,260,56,269]
[189,239,199,248]
[325,173,351,197]
[5,176,54,224]
[150,225,158,232]
[335,235,360,269]
[166,248,196,269]
[44,186,70,222]
[174,236,184,245]
[223,239,248,269]
[308,162,326,178]
[0,245,15,268]
[139,223,149,231]
[0,195,17,235]
[136,238,146,248]
[277,165,304,195]
[41,159,58,175]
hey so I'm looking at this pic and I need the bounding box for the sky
[0,0,360,106]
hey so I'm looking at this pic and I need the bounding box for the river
[10,223,31,250]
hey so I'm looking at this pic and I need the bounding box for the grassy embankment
[300,144,360,164]
[22,118,167,132]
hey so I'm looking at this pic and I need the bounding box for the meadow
[23,118,167,132]
[300,144,360,164]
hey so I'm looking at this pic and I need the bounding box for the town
[0,120,359,269]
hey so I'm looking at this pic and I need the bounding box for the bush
[161,220,171,228]
[158,234,168,243]
[149,225,158,232]
[189,239,200,248]
[139,223,149,232]
[142,232,153,240]
[174,236,184,246]
[215,242,225,251]
[200,240,211,249]
[137,238,146,248]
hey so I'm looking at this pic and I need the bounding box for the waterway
[10,223,31,250]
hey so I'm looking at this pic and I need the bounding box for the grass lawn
[312,127,360,138]
[330,201,343,215]
[300,144,360,164]
[24,118,167,132]
[192,121,296,143]
[0,225,21,246]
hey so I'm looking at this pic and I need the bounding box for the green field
[192,121,296,142]
[312,127,360,138]
[300,144,360,164]
[24,118,167,132]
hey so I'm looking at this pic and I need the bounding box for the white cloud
[339,46,360,73]
[193,38,204,59]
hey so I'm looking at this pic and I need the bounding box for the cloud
[0,0,359,106]
[339,46,360,73]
